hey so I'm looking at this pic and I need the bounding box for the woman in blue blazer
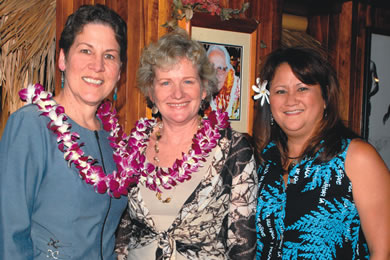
[0,4,129,259]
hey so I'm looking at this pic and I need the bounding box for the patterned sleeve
[225,131,258,259]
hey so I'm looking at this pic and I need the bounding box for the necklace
[153,120,202,165]
[152,122,170,203]
[287,160,298,171]
[152,120,202,203]
[287,154,303,172]
[18,83,137,198]
[153,122,163,165]
[125,109,230,194]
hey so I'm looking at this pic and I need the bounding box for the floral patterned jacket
[115,127,258,260]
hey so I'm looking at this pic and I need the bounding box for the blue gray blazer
[0,104,127,259]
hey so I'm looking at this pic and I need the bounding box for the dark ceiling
[283,0,390,16]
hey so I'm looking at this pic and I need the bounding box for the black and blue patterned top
[255,139,369,260]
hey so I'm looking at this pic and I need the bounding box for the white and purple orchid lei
[19,83,230,196]
[252,77,269,106]
[19,83,136,198]
[126,108,230,193]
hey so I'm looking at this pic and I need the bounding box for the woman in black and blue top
[252,47,390,259]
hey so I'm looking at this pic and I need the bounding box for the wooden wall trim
[348,1,368,135]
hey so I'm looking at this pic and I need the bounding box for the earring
[113,87,118,101]
[61,70,65,89]
[200,99,207,111]
[323,105,327,118]
[152,104,159,115]
[270,114,274,126]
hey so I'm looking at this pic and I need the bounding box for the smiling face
[208,49,228,91]
[151,57,206,126]
[58,23,121,108]
[269,63,326,141]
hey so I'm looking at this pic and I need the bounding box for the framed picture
[362,29,390,168]
[180,13,259,134]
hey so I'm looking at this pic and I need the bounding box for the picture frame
[179,13,259,134]
[362,29,390,167]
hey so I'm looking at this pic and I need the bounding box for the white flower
[161,176,169,184]
[47,110,66,127]
[147,176,154,185]
[139,175,146,184]
[252,77,269,106]
[24,84,37,104]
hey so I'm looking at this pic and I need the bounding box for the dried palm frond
[0,0,56,114]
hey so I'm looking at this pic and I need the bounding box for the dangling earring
[61,70,65,89]
[113,87,118,101]
[270,113,274,126]
[152,104,159,115]
[200,99,207,111]
[323,105,327,118]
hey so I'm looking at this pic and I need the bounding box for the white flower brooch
[252,77,269,106]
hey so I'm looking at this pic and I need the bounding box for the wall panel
[2,0,379,138]
[54,0,277,134]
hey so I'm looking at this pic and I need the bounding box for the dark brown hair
[253,47,358,164]
[59,4,127,64]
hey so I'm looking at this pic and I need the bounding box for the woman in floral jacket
[115,29,258,260]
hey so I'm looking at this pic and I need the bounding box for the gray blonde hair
[137,29,218,103]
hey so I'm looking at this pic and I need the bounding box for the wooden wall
[305,1,359,131]
[55,0,279,134]
[302,1,390,134]
[1,0,386,137]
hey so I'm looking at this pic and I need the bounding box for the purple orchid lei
[123,105,230,193]
[19,83,137,198]
[19,83,230,196]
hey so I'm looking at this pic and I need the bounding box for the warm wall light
[282,14,308,31]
